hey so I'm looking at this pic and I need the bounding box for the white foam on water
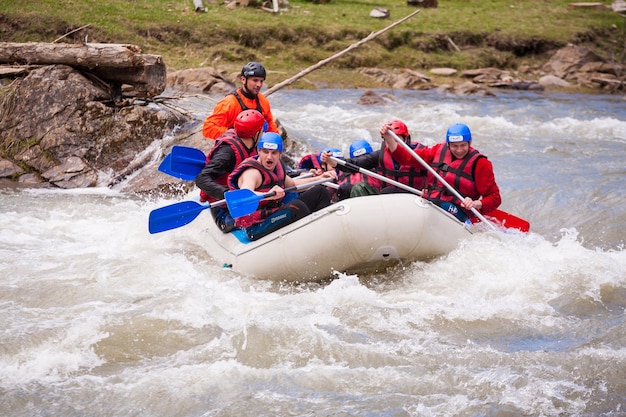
[2,89,625,416]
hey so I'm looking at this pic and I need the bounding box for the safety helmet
[241,62,266,79]
[349,139,373,158]
[318,147,344,163]
[446,123,472,143]
[234,110,265,139]
[389,120,410,138]
[258,132,283,152]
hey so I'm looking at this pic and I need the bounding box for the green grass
[1,0,624,88]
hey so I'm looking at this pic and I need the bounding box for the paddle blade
[489,209,530,232]
[225,189,265,218]
[157,153,174,176]
[148,200,210,234]
[170,146,206,180]
[472,209,530,232]
[157,146,206,180]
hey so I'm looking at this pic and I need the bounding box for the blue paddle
[157,146,206,180]
[225,177,333,218]
[148,199,226,234]
[148,176,331,234]
[157,153,174,176]
[159,146,317,181]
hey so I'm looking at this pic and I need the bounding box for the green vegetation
[1,0,624,88]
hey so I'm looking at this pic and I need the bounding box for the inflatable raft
[201,193,472,282]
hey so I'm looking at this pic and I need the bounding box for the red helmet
[234,110,265,139]
[389,120,409,138]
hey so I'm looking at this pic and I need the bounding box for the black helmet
[240,62,266,79]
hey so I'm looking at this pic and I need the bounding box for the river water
[1,88,625,416]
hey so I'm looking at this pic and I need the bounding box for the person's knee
[350,182,379,198]
[336,183,353,201]
[212,208,236,233]
[287,199,310,221]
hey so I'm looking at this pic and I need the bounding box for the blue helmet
[258,132,283,152]
[318,147,344,163]
[446,123,472,143]
[349,139,373,158]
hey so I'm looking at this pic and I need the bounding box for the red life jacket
[297,153,324,171]
[378,142,427,190]
[199,129,257,203]
[228,157,286,228]
[299,153,343,199]
[424,143,485,206]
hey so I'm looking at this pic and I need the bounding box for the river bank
[0,0,624,193]
[0,38,622,196]
[1,0,624,94]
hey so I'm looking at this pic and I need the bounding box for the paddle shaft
[389,131,498,231]
[148,198,226,234]
[226,176,335,218]
[330,156,422,196]
[258,176,334,199]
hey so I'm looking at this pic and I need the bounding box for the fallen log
[590,76,624,87]
[567,2,606,9]
[0,42,166,98]
[0,65,33,77]
[264,9,421,95]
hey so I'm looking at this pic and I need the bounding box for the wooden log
[0,65,33,77]
[0,42,166,98]
[264,9,421,95]
[590,76,624,87]
[567,2,606,9]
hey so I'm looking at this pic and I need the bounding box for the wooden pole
[264,9,421,96]
[52,24,91,44]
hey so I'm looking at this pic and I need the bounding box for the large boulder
[166,67,236,95]
[0,64,189,189]
[541,43,624,91]
[542,43,604,80]
[357,67,433,90]
[539,75,571,89]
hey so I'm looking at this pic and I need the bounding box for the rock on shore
[0,44,623,195]
[0,64,188,193]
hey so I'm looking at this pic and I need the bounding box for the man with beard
[202,62,279,140]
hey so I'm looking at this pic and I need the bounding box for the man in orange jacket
[202,62,279,140]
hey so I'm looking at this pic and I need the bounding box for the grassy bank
[1,0,624,88]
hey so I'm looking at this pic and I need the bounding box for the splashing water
[1,89,625,416]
